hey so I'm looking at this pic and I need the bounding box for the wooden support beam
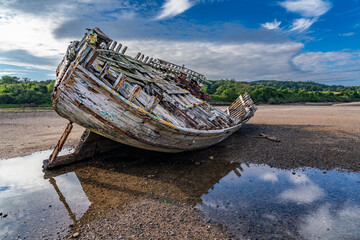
[99,61,110,79]
[45,122,73,168]
[128,85,142,101]
[114,73,126,91]
[43,129,129,170]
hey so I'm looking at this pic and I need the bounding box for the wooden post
[115,43,122,52]
[135,52,141,60]
[99,62,110,79]
[109,41,117,51]
[121,46,128,54]
[47,122,73,166]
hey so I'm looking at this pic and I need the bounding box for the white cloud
[262,172,279,182]
[293,50,360,73]
[261,19,282,30]
[0,57,54,71]
[280,184,325,204]
[0,68,29,76]
[339,32,355,37]
[280,172,325,204]
[289,18,317,32]
[279,0,332,17]
[0,0,139,71]
[122,39,304,80]
[0,9,70,69]
[156,0,193,19]
[300,203,360,239]
[0,71,17,76]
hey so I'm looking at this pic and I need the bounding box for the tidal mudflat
[0,104,359,239]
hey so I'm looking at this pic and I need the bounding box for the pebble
[72,232,80,238]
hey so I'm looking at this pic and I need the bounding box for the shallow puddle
[196,164,360,239]
[0,150,90,239]
[0,150,360,239]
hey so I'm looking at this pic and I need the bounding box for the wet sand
[0,111,84,159]
[1,104,360,239]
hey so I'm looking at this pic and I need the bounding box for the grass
[0,104,22,108]
[0,104,54,112]
[0,103,52,108]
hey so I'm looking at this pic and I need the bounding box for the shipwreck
[43,28,257,169]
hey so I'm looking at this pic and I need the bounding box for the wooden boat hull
[48,28,257,165]
[54,65,245,153]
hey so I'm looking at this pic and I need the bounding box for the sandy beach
[1,104,359,171]
[0,111,84,159]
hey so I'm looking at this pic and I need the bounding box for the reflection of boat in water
[44,149,245,227]
[44,28,257,169]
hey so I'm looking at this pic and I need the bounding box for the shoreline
[1,104,359,171]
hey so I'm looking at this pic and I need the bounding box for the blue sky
[0,0,359,85]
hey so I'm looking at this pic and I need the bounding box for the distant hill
[203,79,360,103]
[244,80,344,91]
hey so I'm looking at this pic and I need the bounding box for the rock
[195,162,200,165]
[72,232,80,238]
[209,156,214,160]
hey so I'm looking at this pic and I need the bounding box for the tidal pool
[0,150,91,239]
[0,150,359,239]
[196,164,360,239]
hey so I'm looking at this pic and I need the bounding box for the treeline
[1,76,360,106]
[0,76,54,106]
[203,80,360,103]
